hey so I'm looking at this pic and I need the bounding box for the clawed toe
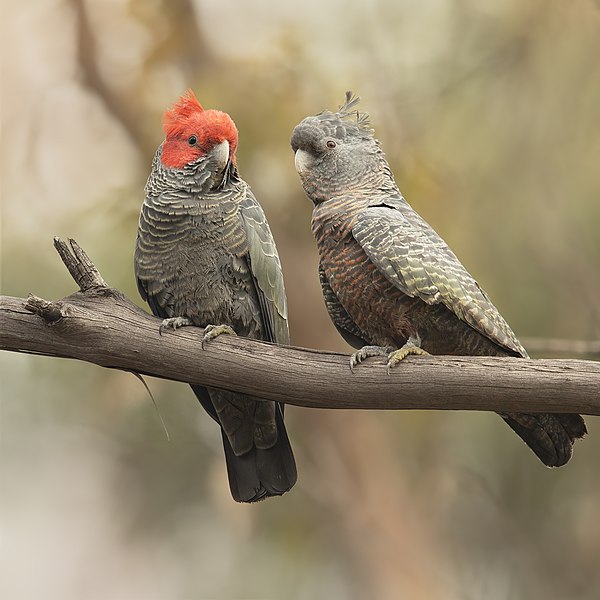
[201,324,237,349]
[386,342,429,374]
[349,345,394,372]
[159,316,194,335]
[349,337,429,373]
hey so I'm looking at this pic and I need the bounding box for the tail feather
[191,384,297,502]
[222,405,297,502]
[502,412,587,467]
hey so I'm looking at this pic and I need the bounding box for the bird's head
[160,90,238,187]
[290,92,387,204]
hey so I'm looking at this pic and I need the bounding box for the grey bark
[0,239,598,416]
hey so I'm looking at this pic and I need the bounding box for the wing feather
[238,190,290,345]
[351,197,526,356]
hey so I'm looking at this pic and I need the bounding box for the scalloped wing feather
[351,198,527,357]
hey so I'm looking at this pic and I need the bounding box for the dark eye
[188,135,198,145]
[326,140,337,149]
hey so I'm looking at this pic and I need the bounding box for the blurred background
[2,0,600,598]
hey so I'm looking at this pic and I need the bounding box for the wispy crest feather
[337,91,370,129]
[163,89,204,138]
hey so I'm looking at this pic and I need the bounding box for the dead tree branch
[0,239,598,416]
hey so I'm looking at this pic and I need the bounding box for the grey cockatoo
[135,90,296,501]
[291,92,586,467]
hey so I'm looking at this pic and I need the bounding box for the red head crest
[161,90,238,169]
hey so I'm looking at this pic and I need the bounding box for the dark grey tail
[221,405,297,502]
[501,412,587,467]
[190,384,296,502]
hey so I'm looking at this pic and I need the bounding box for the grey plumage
[135,93,296,501]
[291,92,586,467]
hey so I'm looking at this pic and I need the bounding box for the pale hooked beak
[212,139,230,170]
[294,148,314,175]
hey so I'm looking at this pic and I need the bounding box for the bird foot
[159,316,194,336]
[350,345,395,372]
[386,337,429,374]
[201,324,237,349]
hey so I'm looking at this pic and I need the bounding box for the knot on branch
[24,294,68,323]
[23,239,120,323]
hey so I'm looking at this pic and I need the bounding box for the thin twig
[522,337,600,357]
[53,237,107,291]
